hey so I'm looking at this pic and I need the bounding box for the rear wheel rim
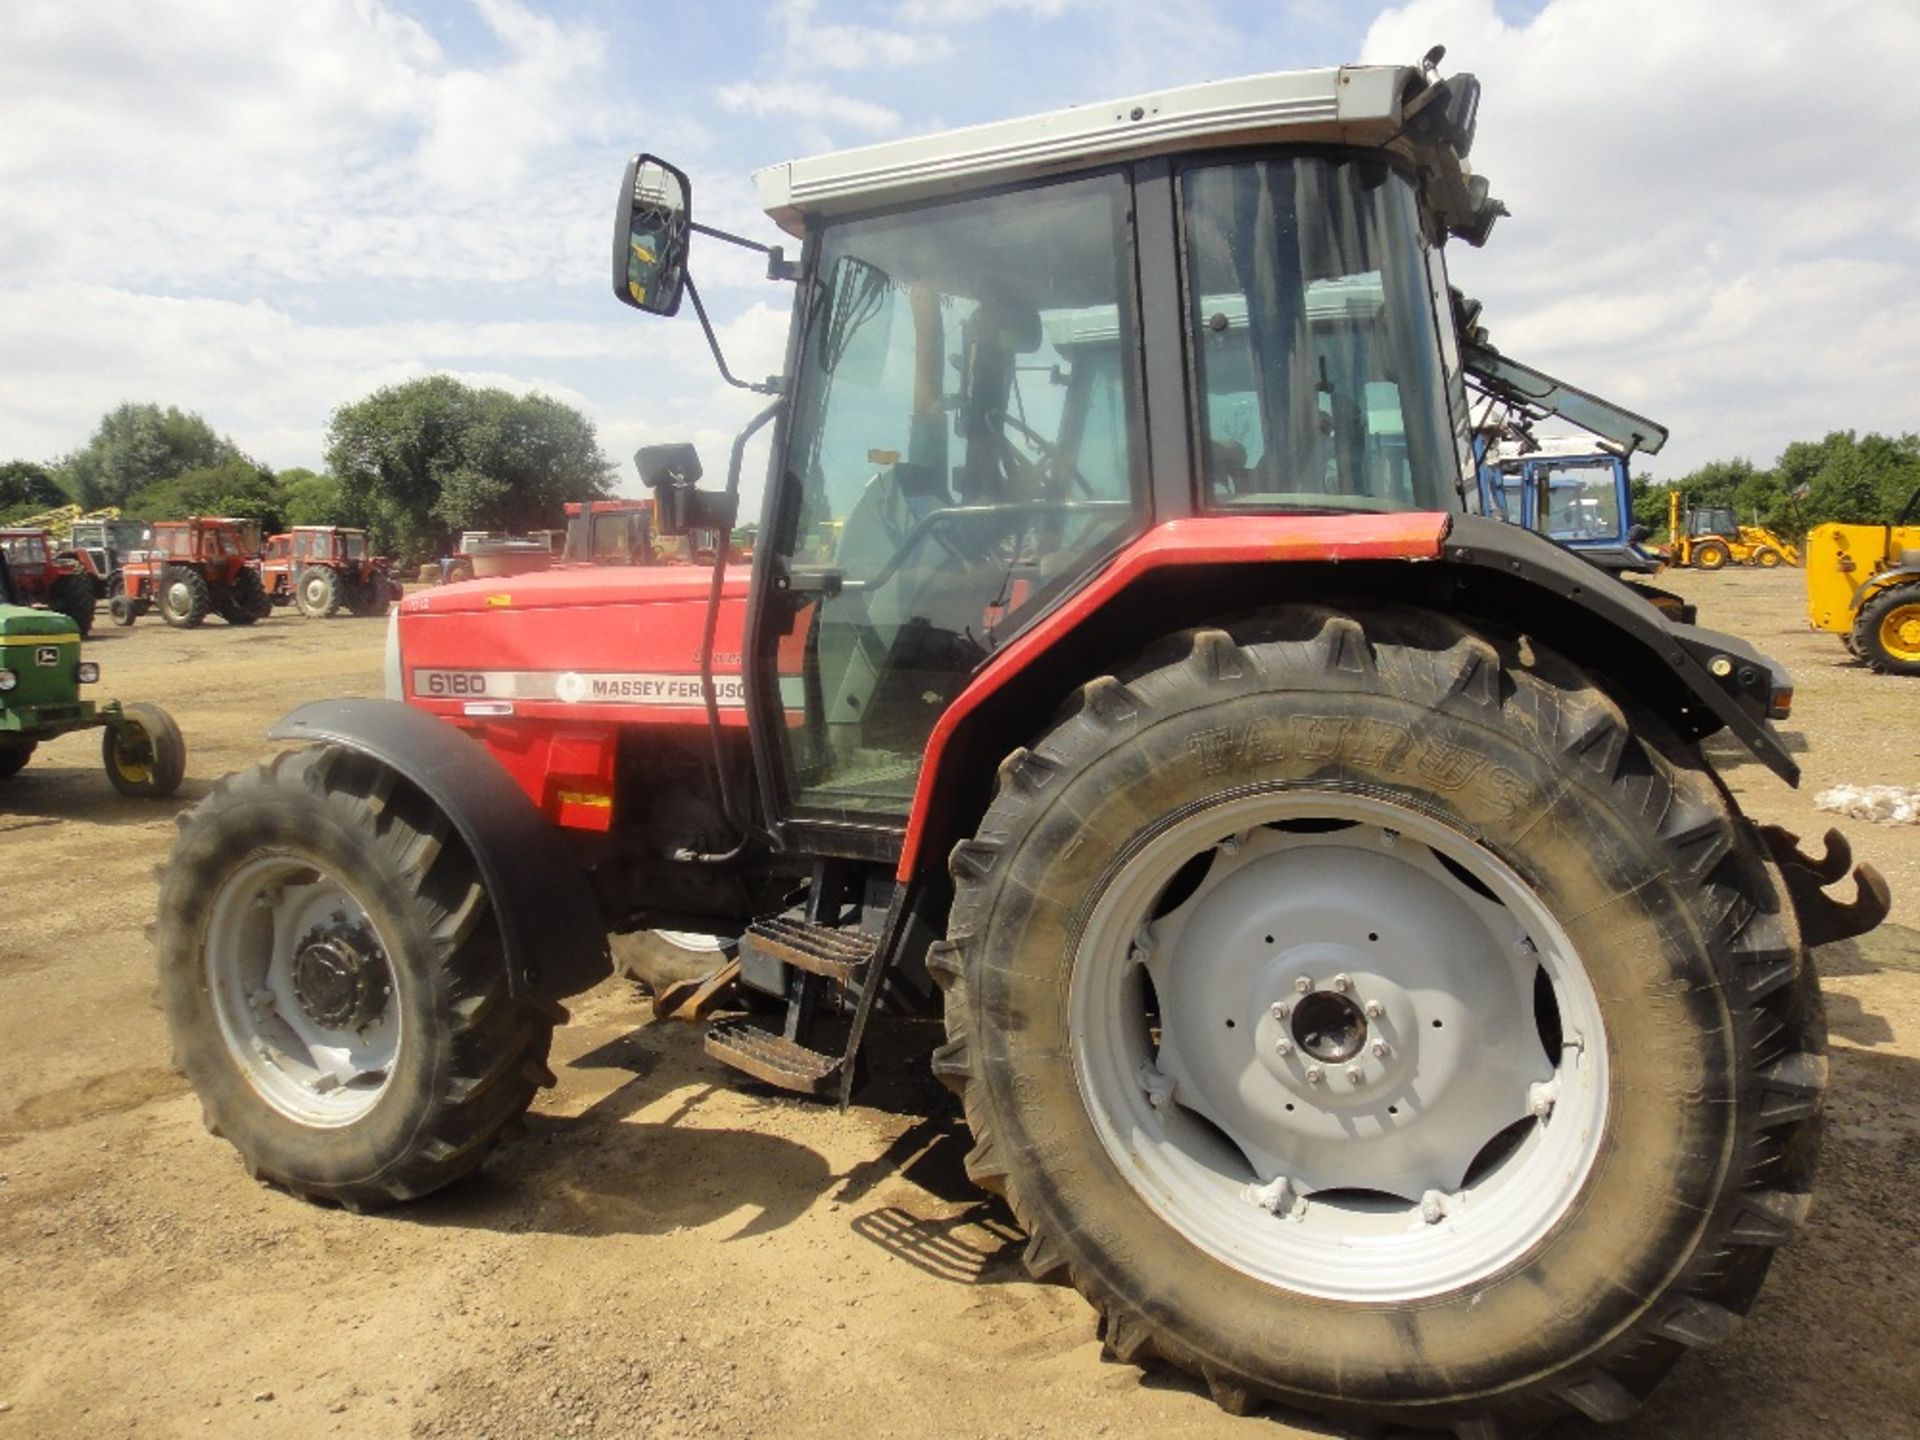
[203,854,402,1126]
[1069,790,1609,1303]
[1877,603,1920,662]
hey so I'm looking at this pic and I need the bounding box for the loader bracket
[1759,824,1892,948]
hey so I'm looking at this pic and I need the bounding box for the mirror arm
[684,274,785,396]
[690,222,801,282]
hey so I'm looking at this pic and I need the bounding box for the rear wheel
[1852,584,1920,676]
[48,573,96,637]
[103,702,187,798]
[299,567,340,618]
[223,568,270,625]
[0,740,36,779]
[933,609,1823,1436]
[156,746,558,1209]
[1691,540,1731,570]
[158,567,212,627]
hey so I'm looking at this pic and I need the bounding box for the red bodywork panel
[894,512,1451,878]
[399,564,750,832]
[399,512,1448,841]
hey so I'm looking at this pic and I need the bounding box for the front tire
[156,746,558,1209]
[103,702,187,798]
[158,566,212,627]
[1851,584,1920,676]
[611,930,731,994]
[299,567,341,618]
[1752,546,1784,569]
[932,609,1823,1436]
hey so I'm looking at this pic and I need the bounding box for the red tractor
[110,516,270,628]
[259,526,402,618]
[559,497,716,566]
[0,528,101,636]
[156,61,1885,1436]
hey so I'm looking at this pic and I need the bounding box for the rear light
[1768,685,1793,721]
[0,669,15,691]
[76,661,100,684]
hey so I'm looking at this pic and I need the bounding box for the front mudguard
[267,699,612,1001]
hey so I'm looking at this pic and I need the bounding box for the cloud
[777,0,952,68]
[1361,0,1920,473]
[715,79,901,133]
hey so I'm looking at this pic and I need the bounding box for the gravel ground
[0,566,1916,1439]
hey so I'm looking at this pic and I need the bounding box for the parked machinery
[0,550,185,795]
[157,59,1884,1436]
[0,527,100,636]
[1805,484,1920,673]
[1666,490,1799,569]
[110,516,272,628]
[259,526,403,618]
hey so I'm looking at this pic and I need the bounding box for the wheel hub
[290,923,390,1032]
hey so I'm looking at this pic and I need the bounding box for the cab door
[749,171,1148,850]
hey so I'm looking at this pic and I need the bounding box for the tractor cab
[1477,437,1660,575]
[1688,504,1741,540]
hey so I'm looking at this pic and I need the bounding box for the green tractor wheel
[0,740,37,780]
[103,702,188,798]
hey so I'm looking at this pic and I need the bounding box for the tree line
[1,378,614,564]
[1630,430,1920,539]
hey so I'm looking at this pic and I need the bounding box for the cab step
[705,1018,841,1095]
[740,915,879,984]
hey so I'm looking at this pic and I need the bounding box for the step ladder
[704,915,880,1098]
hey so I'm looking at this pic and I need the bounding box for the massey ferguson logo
[35,646,58,667]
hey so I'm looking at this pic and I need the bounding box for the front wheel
[611,929,731,994]
[158,566,211,627]
[103,702,187,798]
[156,746,558,1209]
[299,567,340,618]
[1851,584,1920,676]
[933,609,1824,1435]
[1752,546,1784,569]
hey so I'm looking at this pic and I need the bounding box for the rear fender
[267,698,611,1000]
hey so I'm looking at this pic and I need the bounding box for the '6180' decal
[412,669,743,707]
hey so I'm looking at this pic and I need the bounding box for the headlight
[0,669,16,691]
[76,661,100,684]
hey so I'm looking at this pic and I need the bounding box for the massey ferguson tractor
[156,59,1887,1436]
[258,526,403,617]
[0,527,101,636]
[110,516,271,627]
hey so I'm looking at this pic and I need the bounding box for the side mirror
[612,154,692,316]
[635,443,737,542]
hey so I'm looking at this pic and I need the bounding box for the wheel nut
[1269,1002,1289,1021]
[1421,1190,1446,1224]
[1364,1000,1384,1019]
[1274,1038,1293,1057]
[1345,1066,1364,1085]
[1371,1041,1389,1059]
[1331,973,1352,993]
[1295,976,1313,994]
[1304,1066,1323,1085]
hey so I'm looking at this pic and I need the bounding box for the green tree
[124,456,287,534]
[0,460,67,515]
[277,467,351,528]
[56,403,244,508]
[326,377,613,563]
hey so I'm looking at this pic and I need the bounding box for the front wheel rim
[203,854,403,1126]
[1069,790,1609,1304]
[1878,604,1920,662]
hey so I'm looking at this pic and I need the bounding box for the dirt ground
[2,569,1918,1440]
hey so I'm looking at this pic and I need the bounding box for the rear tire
[103,702,187,798]
[1691,540,1731,571]
[222,568,270,625]
[49,573,96,637]
[1851,584,1920,676]
[0,741,36,779]
[158,567,211,627]
[933,608,1823,1436]
[156,746,558,1209]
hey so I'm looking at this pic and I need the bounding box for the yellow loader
[1806,488,1920,673]
[1666,490,1799,569]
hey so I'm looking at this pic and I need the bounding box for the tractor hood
[396,562,751,730]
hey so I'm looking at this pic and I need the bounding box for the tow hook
[1759,825,1892,947]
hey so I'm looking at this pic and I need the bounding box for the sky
[2,0,1916,505]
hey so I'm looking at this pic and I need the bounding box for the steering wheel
[992,414,1095,500]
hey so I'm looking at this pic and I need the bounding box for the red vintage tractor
[259,526,402,618]
[155,60,1885,1436]
[110,517,271,628]
[0,528,102,636]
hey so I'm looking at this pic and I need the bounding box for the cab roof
[755,63,1470,237]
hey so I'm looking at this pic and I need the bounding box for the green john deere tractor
[0,550,186,796]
